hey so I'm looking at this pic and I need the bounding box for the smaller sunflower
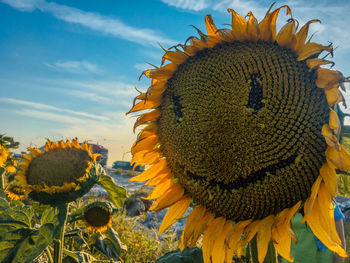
[0,144,9,168]
[12,138,101,205]
[5,183,25,201]
[83,201,113,233]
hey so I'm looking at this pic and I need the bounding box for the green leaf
[155,248,204,263]
[63,249,96,263]
[0,219,29,234]
[7,206,34,227]
[92,228,126,261]
[67,207,84,223]
[0,227,35,262]
[97,174,127,208]
[337,173,350,197]
[0,198,9,208]
[12,223,54,263]
[41,206,59,225]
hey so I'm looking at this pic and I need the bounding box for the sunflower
[0,144,9,168]
[11,138,101,205]
[5,183,25,200]
[127,5,350,263]
[83,201,113,233]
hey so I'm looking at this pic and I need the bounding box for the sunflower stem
[0,167,5,190]
[53,204,69,263]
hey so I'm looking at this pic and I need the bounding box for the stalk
[53,204,69,263]
[0,167,5,189]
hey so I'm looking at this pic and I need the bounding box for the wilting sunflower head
[83,201,113,233]
[13,138,102,205]
[128,4,350,263]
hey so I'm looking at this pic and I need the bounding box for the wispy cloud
[0,97,109,120]
[134,63,150,72]
[1,0,177,47]
[45,60,101,74]
[161,0,209,11]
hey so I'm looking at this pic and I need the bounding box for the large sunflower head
[83,201,113,233]
[128,5,350,263]
[12,138,102,205]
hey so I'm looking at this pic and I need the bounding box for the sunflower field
[1,3,350,263]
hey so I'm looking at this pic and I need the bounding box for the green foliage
[155,248,203,263]
[97,174,127,208]
[91,227,127,261]
[337,136,350,197]
[112,212,179,263]
[0,135,19,150]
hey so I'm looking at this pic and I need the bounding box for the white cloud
[45,60,101,74]
[161,0,209,11]
[1,0,177,47]
[134,63,150,72]
[0,97,109,120]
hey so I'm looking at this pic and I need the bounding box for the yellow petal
[316,68,345,90]
[143,176,173,200]
[227,8,247,41]
[142,149,162,165]
[127,98,161,114]
[329,107,340,136]
[302,176,322,221]
[321,124,339,149]
[129,159,168,182]
[227,219,253,252]
[136,124,158,142]
[212,220,233,263]
[276,19,296,49]
[150,183,184,211]
[320,163,337,197]
[246,11,259,42]
[317,183,341,244]
[202,217,226,263]
[259,5,291,42]
[205,15,219,38]
[181,205,207,250]
[140,63,177,81]
[304,184,347,257]
[28,147,42,157]
[162,51,188,65]
[159,195,191,234]
[294,20,320,53]
[325,88,342,107]
[326,145,350,171]
[298,43,333,61]
[272,201,301,262]
[131,135,158,155]
[306,58,334,71]
[188,210,215,248]
[133,110,160,132]
[144,172,170,186]
[5,166,16,173]
[257,215,275,263]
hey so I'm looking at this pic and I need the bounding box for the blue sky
[1,0,350,165]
